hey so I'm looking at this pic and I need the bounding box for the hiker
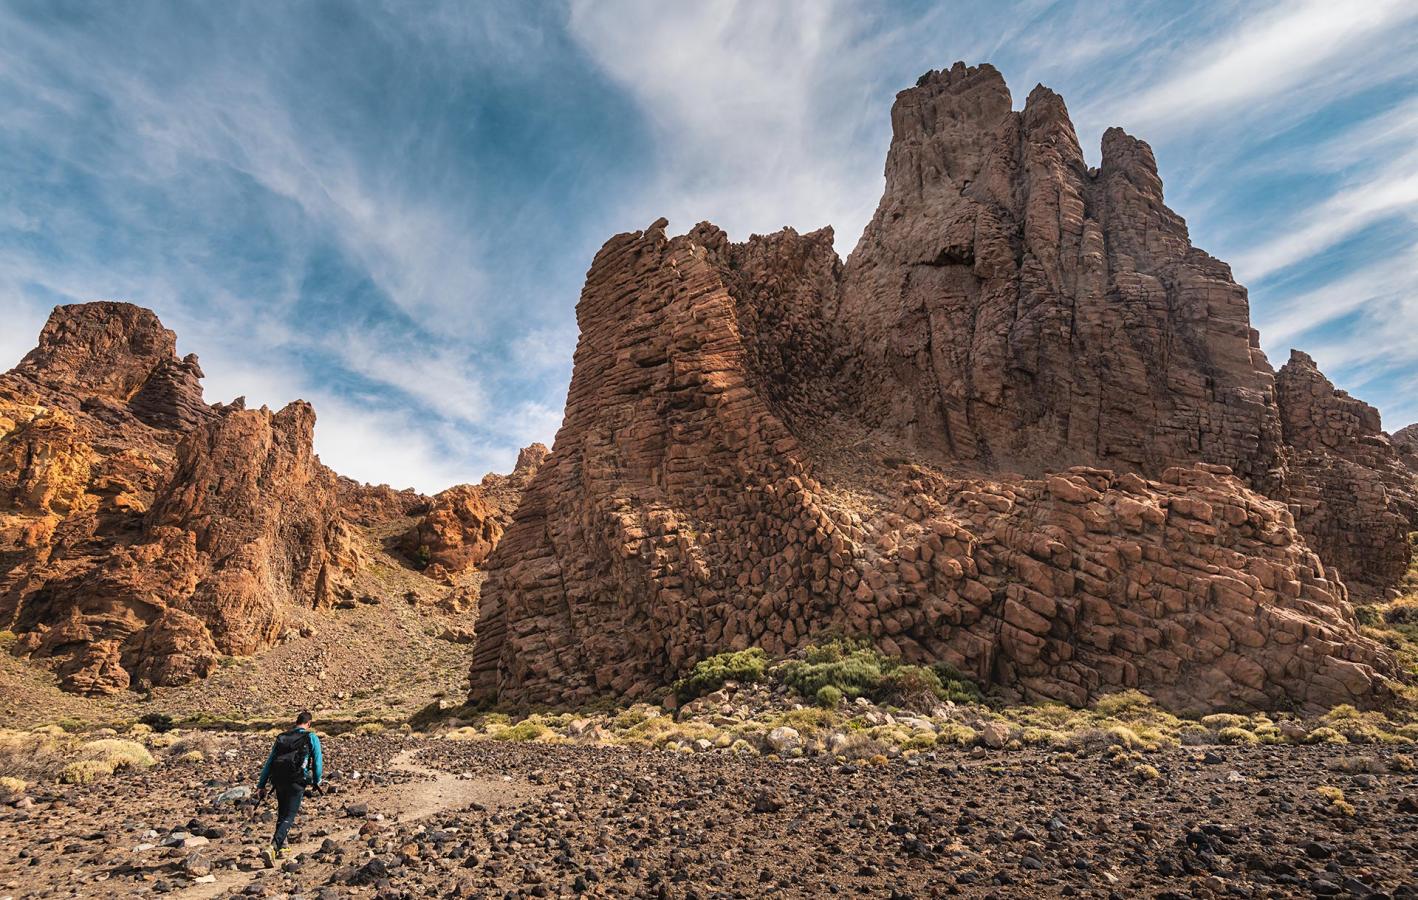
[255,710,324,866]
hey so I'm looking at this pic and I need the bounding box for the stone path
[176,747,536,899]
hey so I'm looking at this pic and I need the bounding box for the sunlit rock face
[0,302,356,694]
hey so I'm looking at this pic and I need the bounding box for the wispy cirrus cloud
[3,0,1416,487]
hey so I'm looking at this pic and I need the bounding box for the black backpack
[270,729,312,786]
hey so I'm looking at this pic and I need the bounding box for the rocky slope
[0,303,530,696]
[472,63,1414,712]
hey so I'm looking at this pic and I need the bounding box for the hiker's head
[295,710,313,728]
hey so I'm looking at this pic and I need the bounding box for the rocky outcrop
[1275,351,1418,594]
[471,64,1400,712]
[399,443,547,583]
[834,65,1284,487]
[0,303,361,694]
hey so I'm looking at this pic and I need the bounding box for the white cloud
[0,295,48,372]
[1256,242,1418,349]
[1232,165,1418,281]
[321,328,490,426]
[307,393,493,493]
[1111,0,1418,133]
[566,0,889,250]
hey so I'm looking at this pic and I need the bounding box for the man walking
[255,710,324,867]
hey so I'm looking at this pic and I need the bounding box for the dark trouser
[272,782,305,850]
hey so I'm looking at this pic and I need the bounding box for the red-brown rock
[0,304,358,693]
[398,443,546,583]
[1275,350,1418,593]
[470,64,1401,713]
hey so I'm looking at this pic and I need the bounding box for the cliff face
[835,65,1283,485]
[0,304,365,694]
[1,302,547,694]
[471,63,1406,712]
[1275,351,1418,592]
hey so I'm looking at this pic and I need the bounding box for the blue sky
[2,1,1416,492]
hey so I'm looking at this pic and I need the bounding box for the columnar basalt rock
[1275,350,1418,593]
[834,64,1284,485]
[471,63,1402,712]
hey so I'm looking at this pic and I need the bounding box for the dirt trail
[177,746,541,899]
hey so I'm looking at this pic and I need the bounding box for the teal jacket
[257,727,323,789]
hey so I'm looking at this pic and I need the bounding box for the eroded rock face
[398,442,547,583]
[835,64,1284,486]
[1275,351,1418,593]
[0,303,359,694]
[471,64,1400,712]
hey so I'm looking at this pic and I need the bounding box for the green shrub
[780,640,888,700]
[930,662,984,704]
[815,685,843,708]
[1217,726,1259,745]
[489,720,549,742]
[779,639,982,710]
[878,665,945,709]
[673,648,768,703]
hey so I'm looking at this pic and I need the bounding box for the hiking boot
[278,846,294,860]
[261,845,276,868]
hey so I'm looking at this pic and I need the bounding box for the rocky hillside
[0,303,531,696]
[472,63,1418,713]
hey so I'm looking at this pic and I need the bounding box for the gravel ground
[1,735,1415,898]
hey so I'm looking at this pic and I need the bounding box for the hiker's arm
[309,732,324,785]
[256,741,276,791]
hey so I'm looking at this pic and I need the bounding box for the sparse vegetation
[488,720,550,742]
[814,685,843,708]
[673,648,768,703]
[1315,785,1355,816]
[778,639,981,708]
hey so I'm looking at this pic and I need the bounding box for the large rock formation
[1275,351,1418,593]
[0,304,352,693]
[472,64,1402,712]
[399,443,547,583]
[834,66,1284,487]
[1,302,549,694]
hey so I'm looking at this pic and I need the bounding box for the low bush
[77,739,154,772]
[1217,726,1260,745]
[166,731,222,760]
[780,639,982,710]
[674,648,768,703]
[138,713,176,733]
[489,720,549,742]
[61,760,113,785]
[1315,785,1355,816]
